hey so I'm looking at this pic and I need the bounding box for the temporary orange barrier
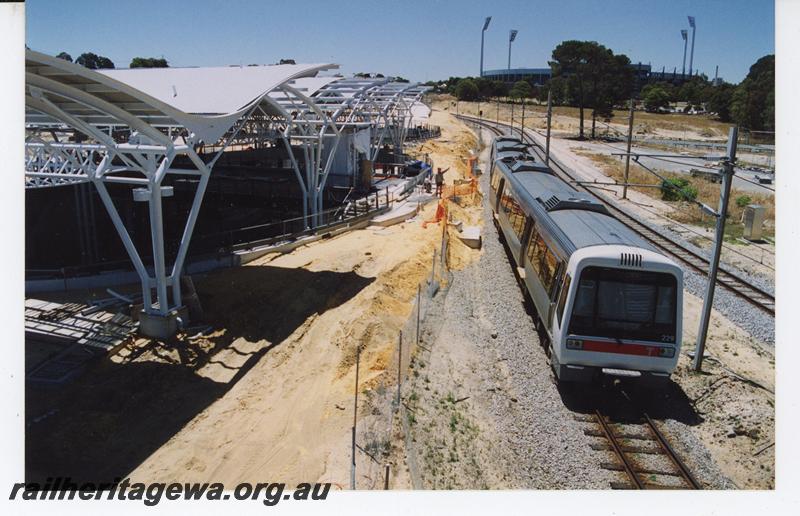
[440,178,477,200]
[423,201,446,228]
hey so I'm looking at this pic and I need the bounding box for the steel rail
[644,413,703,489]
[459,114,775,317]
[594,410,645,489]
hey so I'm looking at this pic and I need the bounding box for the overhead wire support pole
[545,89,552,166]
[623,96,635,199]
[694,126,738,372]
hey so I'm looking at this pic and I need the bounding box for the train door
[551,272,573,357]
[489,168,504,212]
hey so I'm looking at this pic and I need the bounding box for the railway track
[458,114,775,317]
[585,406,703,489]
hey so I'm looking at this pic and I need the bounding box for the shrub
[736,195,752,208]
[661,178,698,201]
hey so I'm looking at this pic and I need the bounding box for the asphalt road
[569,139,774,195]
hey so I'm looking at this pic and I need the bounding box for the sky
[25,0,774,84]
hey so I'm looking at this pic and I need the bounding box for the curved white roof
[26,50,337,143]
[100,64,336,115]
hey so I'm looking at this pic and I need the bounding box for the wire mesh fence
[351,216,453,489]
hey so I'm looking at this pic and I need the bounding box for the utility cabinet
[743,204,765,241]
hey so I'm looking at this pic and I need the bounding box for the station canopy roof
[100,64,338,116]
[26,49,337,143]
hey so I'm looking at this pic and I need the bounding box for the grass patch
[574,150,775,240]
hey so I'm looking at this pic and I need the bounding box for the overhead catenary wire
[589,138,776,192]
[520,124,776,268]
[463,115,775,271]
[620,200,775,268]
[624,160,775,259]
[734,174,775,192]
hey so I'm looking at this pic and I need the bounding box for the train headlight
[658,347,675,358]
[566,338,583,350]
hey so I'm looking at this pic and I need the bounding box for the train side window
[526,228,539,262]
[500,188,514,214]
[549,262,565,300]
[533,235,547,275]
[490,170,502,191]
[511,210,526,239]
[557,274,572,325]
[500,189,526,240]
[527,235,543,274]
[541,249,558,292]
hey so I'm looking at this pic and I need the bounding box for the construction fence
[350,212,453,489]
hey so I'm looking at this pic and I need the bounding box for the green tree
[129,57,169,68]
[490,80,509,98]
[641,83,671,112]
[588,53,632,137]
[550,40,632,139]
[731,55,774,131]
[509,80,534,100]
[707,82,736,122]
[76,52,115,69]
[551,41,590,138]
[454,78,479,101]
[55,52,72,62]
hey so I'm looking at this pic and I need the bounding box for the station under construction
[24,50,434,338]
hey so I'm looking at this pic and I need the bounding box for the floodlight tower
[681,29,688,78]
[508,29,518,70]
[687,16,696,76]
[480,16,492,77]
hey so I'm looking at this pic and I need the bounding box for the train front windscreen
[567,266,678,344]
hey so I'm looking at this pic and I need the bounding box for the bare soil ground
[26,104,478,488]
[671,292,775,489]
[434,95,732,141]
[26,105,774,491]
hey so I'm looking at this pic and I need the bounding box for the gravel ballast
[407,125,737,489]
[407,128,615,488]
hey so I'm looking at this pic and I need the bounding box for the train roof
[496,143,530,153]
[498,163,654,256]
[549,210,652,251]
[510,160,550,173]
[494,137,530,153]
[495,136,523,143]
[496,150,529,162]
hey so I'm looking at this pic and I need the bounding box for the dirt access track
[26,110,477,487]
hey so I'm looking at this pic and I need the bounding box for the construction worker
[435,167,450,198]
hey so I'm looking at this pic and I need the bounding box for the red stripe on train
[580,340,661,357]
